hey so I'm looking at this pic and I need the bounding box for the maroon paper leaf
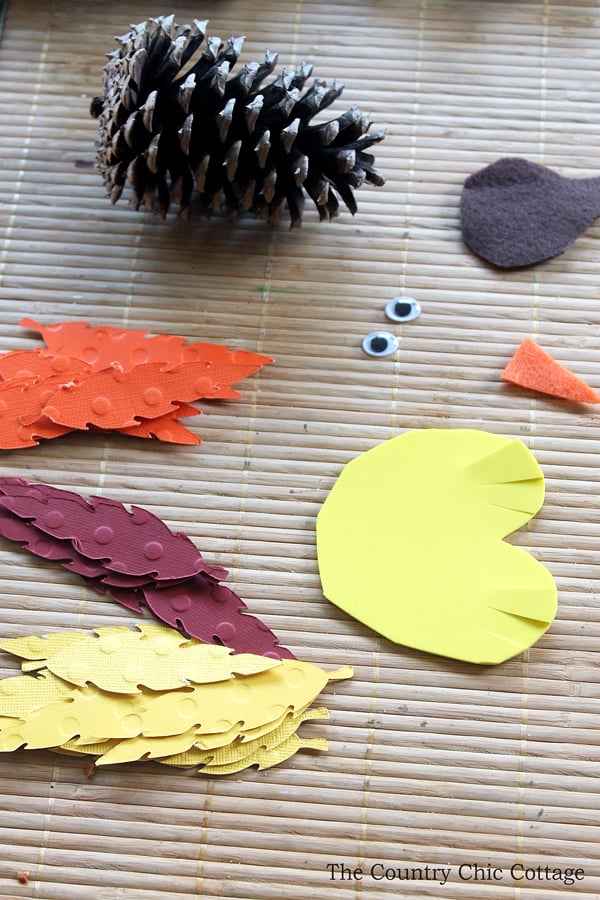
[0,478,226,582]
[141,578,295,660]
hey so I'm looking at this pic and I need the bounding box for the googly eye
[385,296,421,323]
[362,331,399,357]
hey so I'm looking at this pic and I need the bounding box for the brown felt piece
[460,157,600,268]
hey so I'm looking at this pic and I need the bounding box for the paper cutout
[0,477,294,659]
[41,362,244,430]
[316,429,557,664]
[0,625,352,773]
[0,623,281,692]
[0,479,225,581]
[0,376,75,448]
[501,338,600,404]
[0,320,272,448]
[21,318,270,378]
[159,707,328,768]
[461,157,600,268]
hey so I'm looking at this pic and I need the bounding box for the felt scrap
[501,338,600,404]
[0,626,353,773]
[460,157,600,268]
[0,319,272,449]
[316,429,557,665]
[0,477,294,659]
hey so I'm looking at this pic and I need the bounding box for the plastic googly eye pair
[362,297,421,357]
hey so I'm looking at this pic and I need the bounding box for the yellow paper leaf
[0,625,353,763]
[0,669,74,717]
[316,429,557,665]
[158,707,329,768]
[3,623,281,693]
[200,733,329,775]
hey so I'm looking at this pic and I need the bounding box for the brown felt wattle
[501,338,600,403]
[460,158,600,268]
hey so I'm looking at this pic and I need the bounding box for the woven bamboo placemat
[0,0,599,897]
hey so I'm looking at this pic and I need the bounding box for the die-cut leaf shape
[0,623,281,693]
[0,348,89,382]
[316,429,557,664]
[21,317,271,376]
[501,338,600,404]
[0,319,272,449]
[0,478,226,581]
[0,626,352,773]
[0,478,293,658]
[199,732,329,775]
[117,402,201,444]
[0,669,74,716]
[158,707,328,768]
[0,376,75,448]
[460,157,600,268]
[40,361,259,430]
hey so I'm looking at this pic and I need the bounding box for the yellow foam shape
[3,623,281,692]
[316,429,557,665]
[200,733,329,775]
[159,707,330,768]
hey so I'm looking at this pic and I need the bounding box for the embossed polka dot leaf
[0,376,76,449]
[158,707,328,769]
[0,348,89,383]
[317,429,558,665]
[0,319,273,448]
[0,478,294,659]
[40,362,235,430]
[21,317,271,376]
[0,623,281,693]
[0,626,353,773]
[139,577,296,659]
[0,478,225,581]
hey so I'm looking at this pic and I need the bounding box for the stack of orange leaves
[0,319,272,449]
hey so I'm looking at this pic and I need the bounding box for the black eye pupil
[394,301,413,318]
[370,336,389,353]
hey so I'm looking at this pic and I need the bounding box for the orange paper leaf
[0,377,74,448]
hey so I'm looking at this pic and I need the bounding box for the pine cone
[90,15,385,225]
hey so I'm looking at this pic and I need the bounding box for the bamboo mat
[0,0,599,897]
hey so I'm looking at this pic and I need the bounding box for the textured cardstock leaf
[1,623,281,693]
[317,429,557,664]
[0,478,225,581]
[0,626,352,769]
[0,478,293,658]
[21,317,271,377]
[140,578,295,659]
[0,376,75,448]
[158,707,329,768]
[199,733,329,775]
[0,348,89,382]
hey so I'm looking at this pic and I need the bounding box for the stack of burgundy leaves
[0,478,293,660]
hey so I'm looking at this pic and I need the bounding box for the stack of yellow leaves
[0,624,352,774]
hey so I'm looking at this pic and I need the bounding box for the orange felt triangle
[502,338,600,404]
